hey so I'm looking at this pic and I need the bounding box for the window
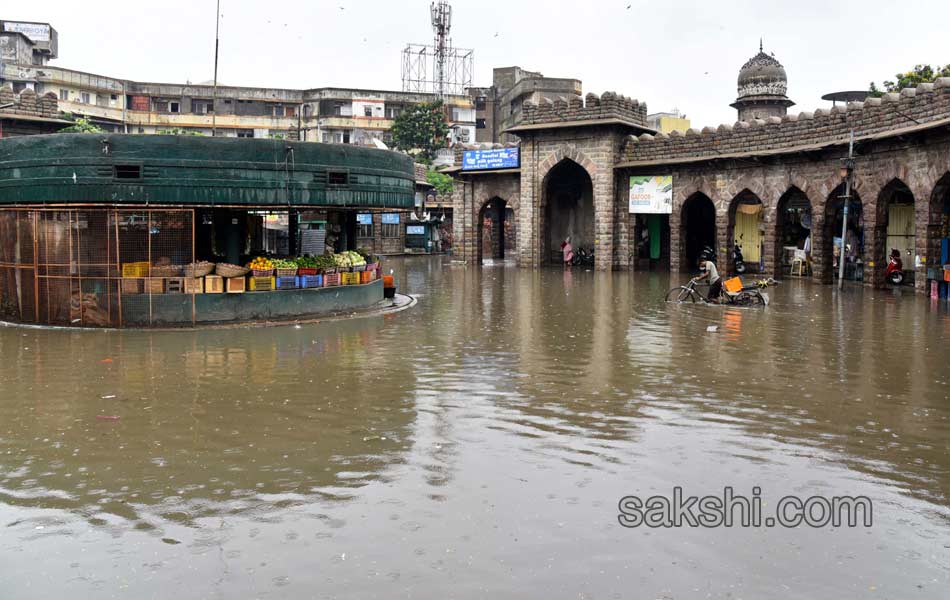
[322,132,331,143]
[328,171,349,186]
[110,94,118,101]
[192,100,213,114]
[342,132,350,144]
[385,106,402,119]
[113,165,142,180]
[80,92,91,104]
[382,223,400,238]
[59,89,68,101]
[236,130,254,138]
[476,118,486,129]
[285,106,296,117]
[169,102,180,113]
[357,223,373,238]
[475,97,487,111]
[364,106,373,117]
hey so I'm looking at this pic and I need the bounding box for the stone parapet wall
[0,85,59,119]
[521,92,647,127]
[623,78,950,163]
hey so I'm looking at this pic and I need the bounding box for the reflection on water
[2,257,950,598]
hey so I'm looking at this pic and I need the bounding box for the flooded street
[2,255,950,598]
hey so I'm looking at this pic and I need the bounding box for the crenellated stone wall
[521,91,648,128]
[622,78,950,164]
[0,85,59,119]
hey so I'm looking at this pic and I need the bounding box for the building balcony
[307,115,395,130]
[124,112,298,129]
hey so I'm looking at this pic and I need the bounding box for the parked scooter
[733,238,746,274]
[885,248,904,285]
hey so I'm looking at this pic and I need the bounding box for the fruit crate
[205,275,224,294]
[297,275,323,288]
[251,268,273,278]
[165,277,186,294]
[248,276,274,291]
[341,272,360,285]
[323,273,341,287]
[275,267,298,278]
[184,277,204,294]
[275,276,298,290]
[226,277,246,293]
[122,261,149,278]
[145,277,165,295]
[120,278,144,295]
[359,270,374,284]
[297,268,318,276]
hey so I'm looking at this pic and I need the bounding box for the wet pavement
[1,256,949,598]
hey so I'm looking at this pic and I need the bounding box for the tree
[426,170,454,197]
[59,116,103,133]
[869,64,950,96]
[390,101,450,162]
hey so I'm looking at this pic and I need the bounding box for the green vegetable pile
[271,258,298,269]
[333,251,366,268]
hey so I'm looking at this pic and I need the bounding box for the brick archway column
[669,206,682,273]
[914,181,937,292]
[762,207,777,276]
[593,167,615,271]
[716,210,729,272]
[812,214,830,283]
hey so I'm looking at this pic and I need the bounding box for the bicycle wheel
[666,287,698,303]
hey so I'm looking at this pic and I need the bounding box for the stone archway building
[451,54,950,292]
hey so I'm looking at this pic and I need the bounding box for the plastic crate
[276,276,298,290]
[359,270,374,284]
[341,272,360,285]
[248,276,274,291]
[297,268,318,276]
[723,277,743,293]
[297,275,323,288]
[275,268,298,278]
[122,261,149,278]
[324,273,341,287]
[205,275,224,294]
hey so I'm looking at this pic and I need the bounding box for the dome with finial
[736,39,788,99]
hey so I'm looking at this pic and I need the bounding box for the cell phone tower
[431,1,451,98]
[402,1,473,97]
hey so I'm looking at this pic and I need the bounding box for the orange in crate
[723,277,743,294]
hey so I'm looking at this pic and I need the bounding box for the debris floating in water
[706,325,718,333]
[101,394,116,399]
[96,415,121,421]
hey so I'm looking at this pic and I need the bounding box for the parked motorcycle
[733,238,746,274]
[571,246,595,267]
[885,249,904,285]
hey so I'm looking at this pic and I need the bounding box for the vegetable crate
[205,275,224,294]
[341,272,360,285]
[226,277,246,293]
[248,276,274,291]
[122,261,150,278]
[146,277,165,295]
[276,276,298,290]
[324,273,341,287]
[184,277,204,294]
[165,277,186,294]
[251,268,273,278]
[297,268,318,276]
[297,275,323,288]
[275,268,298,278]
[359,270,375,284]
[120,278,144,295]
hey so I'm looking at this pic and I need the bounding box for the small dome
[737,44,788,98]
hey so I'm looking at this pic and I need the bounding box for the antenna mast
[431,1,451,98]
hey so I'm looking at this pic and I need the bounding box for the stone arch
[774,186,815,276]
[726,189,765,273]
[476,196,515,263]
[873,178,915,286]
[540,158,595,265]
[822,182,865,284]
[537,145,598,184]
[679,192,717,272]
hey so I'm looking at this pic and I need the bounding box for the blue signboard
[356,213,372,225]
[461,147,520,171]
[381,213,400,224]
[406,225,426,235]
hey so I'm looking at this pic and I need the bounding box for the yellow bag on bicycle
[723,277,743,294]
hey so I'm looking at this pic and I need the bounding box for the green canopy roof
[0,133,415,208]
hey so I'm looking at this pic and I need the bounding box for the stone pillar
[762,207,777,276]
[593,168,614,271]
[669,207,682,273]
[812,214,831,283]
[716,210,729,272]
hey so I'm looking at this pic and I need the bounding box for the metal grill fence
[0,208,195,327]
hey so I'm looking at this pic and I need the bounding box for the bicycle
[666,277,776,306]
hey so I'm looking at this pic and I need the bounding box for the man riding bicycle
[694,250,722,303]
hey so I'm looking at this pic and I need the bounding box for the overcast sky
[11,0,950,127]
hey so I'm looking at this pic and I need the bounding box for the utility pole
[837,130,855,289]
[211,0,221,137]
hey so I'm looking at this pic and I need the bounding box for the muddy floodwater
[2,256,949,598]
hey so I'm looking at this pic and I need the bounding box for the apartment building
[0,19,475,144]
